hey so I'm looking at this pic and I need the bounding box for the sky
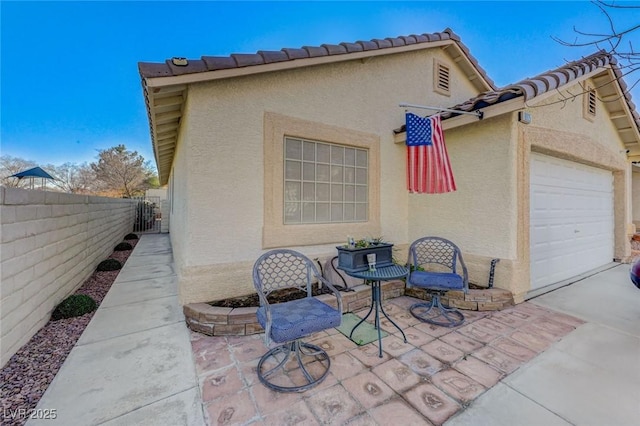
[2,1,639,171]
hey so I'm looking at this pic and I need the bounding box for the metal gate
[133,195,162,233]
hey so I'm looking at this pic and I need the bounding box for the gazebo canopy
[10,166,55,180]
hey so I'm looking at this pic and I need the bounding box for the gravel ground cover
[0,238,138,426]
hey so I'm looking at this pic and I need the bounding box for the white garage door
[530,153,614,290]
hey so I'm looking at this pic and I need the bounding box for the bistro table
[344,264,409,357]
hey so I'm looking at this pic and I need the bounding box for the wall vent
[583,85,597,121]
[433,59,451,96]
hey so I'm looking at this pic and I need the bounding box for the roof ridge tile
[303,45,329,57]
[340,42,364,53]
[321,43,348,55]
[357,40,379,51]
[258,50,289,64]
[372,38,393,49]
[281,48,309,60]
[232,53,265,67]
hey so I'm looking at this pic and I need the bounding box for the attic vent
[583,85,597,121]
[433,59,451,96]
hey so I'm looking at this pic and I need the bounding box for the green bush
[124,233,139,240]
[51,294,97,321]
[114,242,133,251]
[97,258,122,271]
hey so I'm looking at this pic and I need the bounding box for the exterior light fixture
[518,111,532,124]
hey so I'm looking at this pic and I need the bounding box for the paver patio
[191,297,584,425]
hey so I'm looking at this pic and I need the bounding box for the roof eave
[143,39,493,90]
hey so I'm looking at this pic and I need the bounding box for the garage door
[530,153,614,290]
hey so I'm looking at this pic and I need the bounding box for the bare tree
[0,155,38,188]
[47,162,96,194]
[553,1,639,97]
[90,145,156,198]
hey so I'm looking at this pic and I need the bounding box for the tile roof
[139,28,494,88]
[395,50,640,145]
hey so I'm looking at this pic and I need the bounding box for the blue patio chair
[406,237,469,327]
[253,249,343,392]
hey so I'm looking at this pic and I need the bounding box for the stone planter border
[184,281,513,337]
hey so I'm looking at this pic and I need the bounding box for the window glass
[285,139,302,160]
[316,164,330,182]
[284,137,368,224]
[303,141,315,161]
[303,162,315,181]
[285,160,301,180]
[317,144,330,163]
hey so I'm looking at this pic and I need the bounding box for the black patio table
[344,264,409,357]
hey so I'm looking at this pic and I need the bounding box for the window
[433,59,451,96]
[583,85,596,121]
[284,138,368,224]
[263,112,380,248]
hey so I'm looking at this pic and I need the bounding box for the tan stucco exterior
[162,42,635,305]
[168,48,482,304]
[406,75,632,302]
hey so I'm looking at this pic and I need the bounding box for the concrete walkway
[29,234,204,426]
[446,263,640,426]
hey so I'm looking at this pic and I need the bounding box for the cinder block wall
[0,187,136,367]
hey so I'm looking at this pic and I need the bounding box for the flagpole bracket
[400,103,484,120]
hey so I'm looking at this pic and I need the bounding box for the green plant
[51,294,97,321]
[353,236,385,248]
[124,233,139,240]
[114,242,133,251]
[97,258,122,271]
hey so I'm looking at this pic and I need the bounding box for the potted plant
[336,237,394,273]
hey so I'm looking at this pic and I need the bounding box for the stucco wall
[409,76,631,302]
[169,48,482,304]
[0,187,135,367]
[407,113,518,288]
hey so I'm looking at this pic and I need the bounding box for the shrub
[124,233,139,240]
[114,242,133,251]
[97,258,122,271]
[51,294,97,321]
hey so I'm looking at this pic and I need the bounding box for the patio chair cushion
[257,297,341,343]
[409,271,464,291]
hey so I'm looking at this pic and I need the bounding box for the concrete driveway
[446,264,640,426]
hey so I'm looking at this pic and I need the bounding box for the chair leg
[410,293,464,327]
[257,340,330,392]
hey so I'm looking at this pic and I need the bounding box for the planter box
[336,243,394,274]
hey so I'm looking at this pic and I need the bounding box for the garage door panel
[530,154,613,290]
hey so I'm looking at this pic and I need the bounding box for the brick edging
[184,281,513,336]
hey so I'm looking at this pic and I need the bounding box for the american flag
[405,112,456,194]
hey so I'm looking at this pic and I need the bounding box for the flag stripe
[405,113,456,194]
